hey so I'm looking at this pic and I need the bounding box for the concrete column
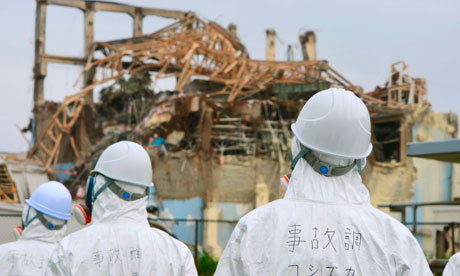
[255,159,269,207]
[33,0,47,106]
[299,31,316,61]
[83,2,95,103]
[202,203,223,258]
[265,29,276,61]
[452,164,460,200]
[255,183,269,207]
[228,24,237,38]
[33,0,48,141]
[133,8,143,37]
[287,45,295,61]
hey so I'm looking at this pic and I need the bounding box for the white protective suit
[0,206,67,276]
[443,252,460,275]
[46,175,197,276]
[215,138,432,276]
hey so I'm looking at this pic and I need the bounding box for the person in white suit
[215,88,432,276]
[0,181,72,275]
[47,141,197,276]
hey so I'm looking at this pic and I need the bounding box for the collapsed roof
[26,15,430,187]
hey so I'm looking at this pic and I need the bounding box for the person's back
[443,252,460,275]
[215,88,432,276]
[215,163,431,275]
[46,141,197,275]
[0,232,57,275]
[0,181,71,275]
[48,180,195,275]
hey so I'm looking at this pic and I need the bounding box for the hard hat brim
[90,170,154,187]
[291,123,373,159]
[26,198,71,221]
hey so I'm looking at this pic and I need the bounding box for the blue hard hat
[25,181,72,220]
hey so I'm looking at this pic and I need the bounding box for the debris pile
[17,15,436,203]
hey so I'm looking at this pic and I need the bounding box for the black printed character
[308,264,319,275]
[311,227,319,250]
[346,266,355,276]
[92,250,104,268]
[326,266,338,276]
[129,248,142,260]
[323,228,337,252]
[345,228,362,251]
[287,264,299,276]
[353,232,362,250]
[108,248,121,264]
[286,224,306,252]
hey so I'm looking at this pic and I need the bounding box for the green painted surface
[274,81,330,99]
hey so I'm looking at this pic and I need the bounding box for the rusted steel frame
[69,135,81,160]
[327,66,354,87]
[45,132,63,171]
[228,75,252,102]
[28,77,119,159]
[176,43,199,90]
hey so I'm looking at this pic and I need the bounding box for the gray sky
[1,0,460,153]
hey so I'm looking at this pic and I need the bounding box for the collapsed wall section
[363,108,458,257]
[152,155,286,203]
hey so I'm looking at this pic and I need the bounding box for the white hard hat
[291,88,372,159]
[25,181,72,220]
[92,141,153,187]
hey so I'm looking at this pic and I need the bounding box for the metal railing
[148,217,238,264]
[378,201,460,232]
[379,201,460,272]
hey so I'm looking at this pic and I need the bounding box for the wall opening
[372,118,402,163]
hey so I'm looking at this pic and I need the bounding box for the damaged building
[3,0,458,260]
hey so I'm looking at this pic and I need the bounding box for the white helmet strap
[291,145,362,176]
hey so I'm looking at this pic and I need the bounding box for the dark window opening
[372,120,401,162]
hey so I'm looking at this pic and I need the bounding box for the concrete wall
[154,109,459,258]
[160,196,252,258]
[409,112,459,257]
[366,110,459,257]
[162,197,204,246]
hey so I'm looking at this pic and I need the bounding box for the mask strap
[291,144,364,177]
[37,214,66,230]
[357,159,362,175]
[93,179,114,202]
[85,175,95,213]
[22,206,40,229]
[89,176,148,210]
[290,146,310,170]
[107,181,148,201]
[21,206,30,228]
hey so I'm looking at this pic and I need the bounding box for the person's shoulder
[149,227,175,239]
[366,206,418,244]
[0,241,16,251]
[449,252,460,261]
[233,199,284,230]
[0,239,43,251]
[0,240,43,259]
[368,207,409,229]
[242,199,283,219]
[57,223,97,246]
[149,227,190,251]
